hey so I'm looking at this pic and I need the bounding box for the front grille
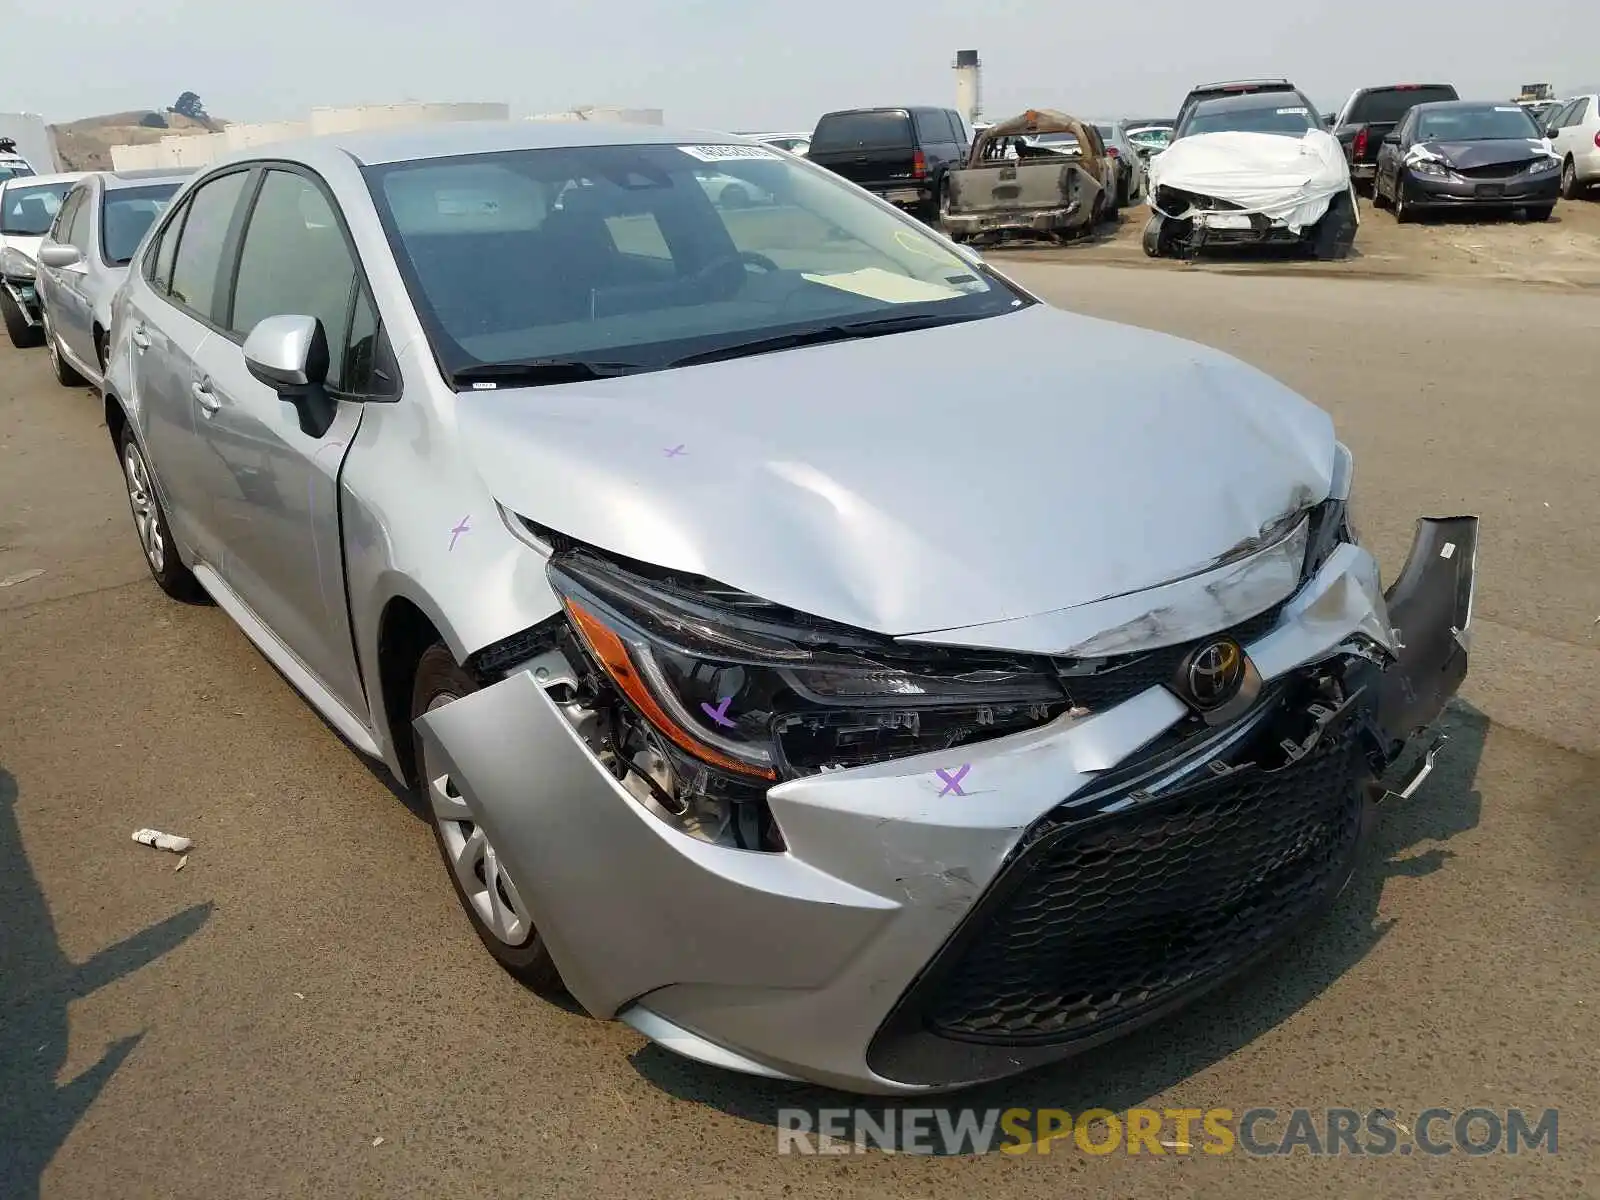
[922,711,1367,1044]
[1058,600,1286,711]
[1454,162,1524,180]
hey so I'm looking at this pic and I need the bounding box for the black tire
[116,423,207,602]
[412,643,565,993]
[718,184,750,210]
[1307,190,1357,261]
[1,287,43,349]
[44,309,87,387]
[1559,158,1579,200]
[1371,174,1390,210]
[1393,180,1416,223]
[1525,203,1555,222]
[1141,214,1165,257]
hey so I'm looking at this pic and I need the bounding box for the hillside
[51,110,227,171]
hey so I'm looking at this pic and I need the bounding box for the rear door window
[813,111,913,150]
[1348,87,1457,125]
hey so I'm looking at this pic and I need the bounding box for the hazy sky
[7,0,1599,130]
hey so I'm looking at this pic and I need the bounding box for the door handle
[131,327,150,350]
[192,379,221,415]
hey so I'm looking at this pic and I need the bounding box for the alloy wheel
[424,696,535,947]
[122,441,166,573]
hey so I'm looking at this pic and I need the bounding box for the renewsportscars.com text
[776,1106,1560,1157]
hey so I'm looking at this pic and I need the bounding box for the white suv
[1545,94,1600,198]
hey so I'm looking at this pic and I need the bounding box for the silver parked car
[35,168,192,388]
[0,171,84,348]
[105,120,1478,1095]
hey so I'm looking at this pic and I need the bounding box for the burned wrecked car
[107,121,1476,1095]
[1145,93,1359,261]
[940,109,1116,244]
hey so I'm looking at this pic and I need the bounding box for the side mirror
[38,243,81,269]
[243,314,338,437]
[1382,132,1401,145]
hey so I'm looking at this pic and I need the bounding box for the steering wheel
[695,250,780,282]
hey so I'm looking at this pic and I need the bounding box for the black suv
[806,107,969,222]
[1328,84,1459,192]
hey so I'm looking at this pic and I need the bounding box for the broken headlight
[546,550,1069,849]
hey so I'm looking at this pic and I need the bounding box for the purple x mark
[936,765,971,797]
[448,515,470,551]
[664,444,687,457]
[701,696,737,728]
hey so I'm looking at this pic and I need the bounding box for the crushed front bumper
[416,515,1477,1094]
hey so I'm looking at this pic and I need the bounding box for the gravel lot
[2,260,1596,1199]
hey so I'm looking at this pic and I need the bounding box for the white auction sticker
[1277,107,1310,115]
[677,144,782,163]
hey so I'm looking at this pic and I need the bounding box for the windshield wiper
[665,312,991,369]
[451,358,647,389]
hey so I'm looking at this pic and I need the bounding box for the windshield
[101,182,181,263]
[1416,105,1541,141]
[1183,103,1316,137]
[364,142,1024,380]
[0,162,35,183]
[1128,127,1173,148]
[1348,86,1456,124]
[0,182,72,235]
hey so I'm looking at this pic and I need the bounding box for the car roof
[209,119,759,170]
[1410,100,1519,114]
[1189,78,1294,93]
[1,170,85,189]
[1189,91,1312,115]
[101,168,196,190]
[1355,83,1454,94]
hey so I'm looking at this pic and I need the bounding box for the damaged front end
[415,507,1477,1092]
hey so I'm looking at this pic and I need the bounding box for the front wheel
[1371,174,1391,210]
[45,309,87,387]
[1393,181,1416,223]
[1,287,43,349]
[413,643,564,992]
[1525,203,1555,222]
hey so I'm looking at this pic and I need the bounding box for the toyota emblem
[1183,638,1246,709]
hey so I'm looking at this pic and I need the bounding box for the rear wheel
[44,309,87,387]
[413,643,564,992]
[1559,158,1580,200]
[1,287,42,349]
[118,423,206,602]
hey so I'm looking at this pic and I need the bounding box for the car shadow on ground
[628,701,1490,1154]
[0,767,213,1199]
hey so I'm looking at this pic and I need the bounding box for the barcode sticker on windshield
[1276,106,1310,114]
[1495,106,1522,112]
[677,144,782,163]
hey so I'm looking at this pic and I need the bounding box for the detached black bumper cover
[867,515,1478,1088]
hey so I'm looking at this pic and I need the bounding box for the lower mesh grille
[924,713,1367,1044]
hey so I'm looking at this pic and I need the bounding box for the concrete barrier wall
[109,101,668,169]
[308,102,509,135]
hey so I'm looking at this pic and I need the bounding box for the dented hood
[456,303,1335,637]
[1414,138,1554,170]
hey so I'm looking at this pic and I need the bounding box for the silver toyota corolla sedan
[35,167,193,390]
[103,120,1478,1095]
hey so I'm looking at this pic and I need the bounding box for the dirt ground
[986,189,1600,289]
